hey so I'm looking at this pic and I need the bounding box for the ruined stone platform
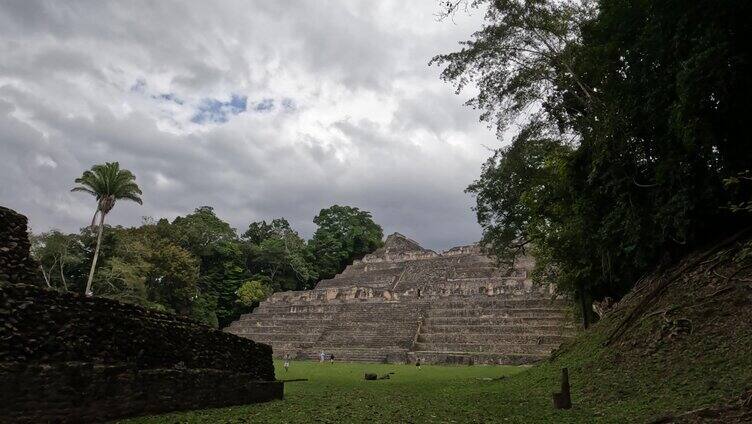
[226,233,575,365]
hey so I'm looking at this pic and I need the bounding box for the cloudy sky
[0,1,500,251]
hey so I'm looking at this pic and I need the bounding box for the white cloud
[0,0,500,249]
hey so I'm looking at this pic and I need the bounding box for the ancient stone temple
[226,233,575,364]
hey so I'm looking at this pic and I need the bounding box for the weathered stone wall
[1,363,282,424]
[0,206,39,284]
[1,283,274,375]
[0,283,281,423]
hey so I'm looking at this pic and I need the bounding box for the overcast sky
[0,1,501,251]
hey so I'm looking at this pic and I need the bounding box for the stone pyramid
[225,233,575,364]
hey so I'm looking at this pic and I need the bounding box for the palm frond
[70,187,97,196]
[120,193,144,205]
[72,161,143,205]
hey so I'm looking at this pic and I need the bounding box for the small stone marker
[552,368,572,409]
[364,373,377,380]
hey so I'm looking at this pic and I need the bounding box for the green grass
[119,360,567,424]
[118,321,751,424]
[117,355,637,423]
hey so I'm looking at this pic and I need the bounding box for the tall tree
[170,207,247,327]
[434,0,752,326]
[71,162,142,296]
[308,205,384,280]
[98,223,202,318]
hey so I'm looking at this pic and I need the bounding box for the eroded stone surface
[226,233,576,364]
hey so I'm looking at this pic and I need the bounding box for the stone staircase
[226,298,427,363]
[225,233,576,364]
[410,296,575,365]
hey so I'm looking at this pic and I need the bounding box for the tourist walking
[330,354,335,364]
[284,353,290,372]
[416,359,421,370]
[319,351,325,362]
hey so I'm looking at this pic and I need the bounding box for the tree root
[715,263,752,284]
[640,286,736,323]
[604,228,752,346]
[649,390,752,423]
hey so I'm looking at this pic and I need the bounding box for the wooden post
[552,368,572,409]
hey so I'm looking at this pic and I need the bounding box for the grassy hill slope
[529,232,752,422]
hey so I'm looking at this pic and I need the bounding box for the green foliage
[309,205,384,280]
[245,218,317,292]
[30,204,383,328]
[242,218,292,244]
[171,206,236,258]
[30,230,84,291]
[71,161,143,296]
[71,162,143,212]
[235,280,271,307]
[199,239,250,328]
[94,222,209,322]
[190,294,219,328]
[164,207,248,327]
[435,0,752,308]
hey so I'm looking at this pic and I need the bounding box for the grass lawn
[116,324,752,424]
[118,360,579,423]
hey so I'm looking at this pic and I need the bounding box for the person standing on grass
[416,359,421,370]
[320,351,325,363]
[330,354,335,364]
[284,353,290,372]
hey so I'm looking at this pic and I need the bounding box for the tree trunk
[59,260,68,291]
[578,287,590,329]
[40,257,58,288]
[40,264,51,287]
[84,211,106,296]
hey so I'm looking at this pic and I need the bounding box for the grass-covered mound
[119,236,752,423]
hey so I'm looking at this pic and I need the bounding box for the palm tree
[71,162,142,296]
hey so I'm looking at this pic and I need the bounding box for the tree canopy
[30,204,383,328]
[309,205,384,280]
[434,0,752,321]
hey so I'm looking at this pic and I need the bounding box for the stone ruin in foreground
[226,233,576,365]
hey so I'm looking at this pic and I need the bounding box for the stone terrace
[226,233,575,364]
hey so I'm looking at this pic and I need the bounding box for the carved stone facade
[226,233,575,364]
